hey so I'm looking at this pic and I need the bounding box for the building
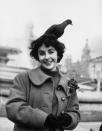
[89,56,102,80]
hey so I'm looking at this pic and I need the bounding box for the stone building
[89,56,102,80]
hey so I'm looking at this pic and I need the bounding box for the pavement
[0,117,101,131]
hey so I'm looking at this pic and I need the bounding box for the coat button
[61,97,65,101]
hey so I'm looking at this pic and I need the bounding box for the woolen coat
[6,66,80,131]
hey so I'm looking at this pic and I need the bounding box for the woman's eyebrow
[48,48,55,51]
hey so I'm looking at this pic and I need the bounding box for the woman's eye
[39,51,45,56]
[49,50,55,54]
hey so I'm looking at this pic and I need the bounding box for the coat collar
[28,66,70,94]
[28,66,51,86]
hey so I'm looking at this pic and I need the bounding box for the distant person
[6,19,80,131]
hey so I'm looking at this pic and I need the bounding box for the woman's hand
[44,113,72,129]
[57,112,72,127]
[44,114,59,129]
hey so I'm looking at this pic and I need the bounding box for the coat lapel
[58,73,71,96]
[28,66,51,86]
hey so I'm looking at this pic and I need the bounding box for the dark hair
[29,34,65,63]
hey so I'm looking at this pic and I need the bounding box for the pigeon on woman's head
[44,19,72,39]
[30,19,72,49]
[29,19,72,62]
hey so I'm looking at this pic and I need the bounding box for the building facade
[89,56,102,81]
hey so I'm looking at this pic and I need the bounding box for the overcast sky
[0,0,102,62]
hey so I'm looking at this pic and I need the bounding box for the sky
[0,0,102,63]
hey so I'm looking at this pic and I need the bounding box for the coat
[6,66,80,131]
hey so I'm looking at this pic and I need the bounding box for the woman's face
[38,44,58,71]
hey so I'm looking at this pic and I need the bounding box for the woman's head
[29,19,72,66]
[29,34,65,63]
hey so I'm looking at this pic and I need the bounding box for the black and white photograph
[0,0,102,131]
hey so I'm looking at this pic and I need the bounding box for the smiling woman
[6,19,80,131]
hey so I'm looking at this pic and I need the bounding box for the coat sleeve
[6,72,48,129]
[63,90,80,130]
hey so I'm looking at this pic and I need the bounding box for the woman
[6,19,80,131]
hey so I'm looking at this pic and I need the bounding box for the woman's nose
[45,53,50,59]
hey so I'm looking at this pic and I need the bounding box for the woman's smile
[43,59,54,65]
